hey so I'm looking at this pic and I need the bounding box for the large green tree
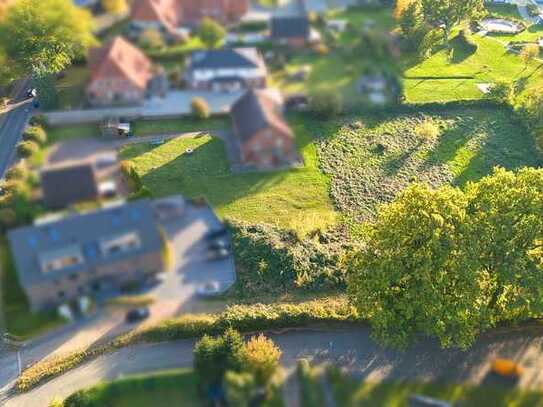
[198,17,226,49]
[347,184,483,348]
[348,168,543,349]
[0,0,95,76]
[420,0,483,45]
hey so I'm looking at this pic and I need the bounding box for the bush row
[16,298,359,393]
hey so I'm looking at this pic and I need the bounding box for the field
[120,115,337,235]
[318,107,541,220]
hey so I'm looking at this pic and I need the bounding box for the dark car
[205,227,228,241]
[208,239,230,251]
[206,247,230,261]
[125,307,150,323]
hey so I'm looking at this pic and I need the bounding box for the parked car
[196,281,222,297]
[491,359,523,378]
[208,239,230,251]
[206,247,230,261]
[205,227,228,241]
[125,307,150,323]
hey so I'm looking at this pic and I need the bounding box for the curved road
[6,325,543,407]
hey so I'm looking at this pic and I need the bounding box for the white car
[196,282,222,297]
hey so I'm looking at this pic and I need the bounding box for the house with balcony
[184,48,267,92]
[7,200,164,311]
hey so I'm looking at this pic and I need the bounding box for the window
[99,232,142,257]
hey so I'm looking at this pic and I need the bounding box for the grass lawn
[120,114,337,235]
[46,124,101,144]
[0,239,64,339]
[328,372,543,407]
[63,369,200,407]
[317,107,541,220]
[55,66,90,110]
[403,29,543,103]
[132,116,230,136]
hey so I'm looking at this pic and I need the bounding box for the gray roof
[271,16,310,39]
[230,89,292,142]
[41,163,99,209]
[7,199,162,289]
[188,48,263,70]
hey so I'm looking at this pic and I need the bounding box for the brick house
[230,89,298,169]
[185,48,267,92]
[129,0,248,36]
[86,36,160,106]
[8,200,164,311]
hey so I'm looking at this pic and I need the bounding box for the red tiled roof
[130,0,181,32]
[87,36,153,90]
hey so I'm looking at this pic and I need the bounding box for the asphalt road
[6,324,543,407]
[0,91,33,180]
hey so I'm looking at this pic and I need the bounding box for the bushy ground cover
[317,106,540,220]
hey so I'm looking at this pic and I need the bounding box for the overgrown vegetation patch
[317,107,540,220]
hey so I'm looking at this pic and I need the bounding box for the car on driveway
[196,281,223,297]
[125,307,150,323]
[208,239,230,251]
[205,227,228,241]
[207,247,230,261]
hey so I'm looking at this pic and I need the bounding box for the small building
[41,163,99,209]
[270,16,311,48]
[86,36,161,106]
[185,48,267,92]
[8,200,164,311]
[230,89,298,169]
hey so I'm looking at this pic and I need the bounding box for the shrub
[314,43,329,55]
[23,125,47,145]
[101,0,127,15]
[198,17,226,49]
[17,140,39,158]
[48,397,64,407]
[29,115,48,127]
[309,91,343,118]
[415,118,440,141]
[242,334,281,386]
[5,163,27,180]
[224,371,257,407]
[486,81,513,104]
[229,222,353,297]
[0,207,17,229]
[139,28,165,50]
[191,97,210,120]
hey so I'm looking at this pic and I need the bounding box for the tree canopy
[198,17,226,49]
[348,168,543,349]
[0,0,95,76]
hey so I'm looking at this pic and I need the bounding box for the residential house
[129,0,248,37]
[8,200,164,311]
[230,89,298,169]
[185,48,267,92]
[86,36,164,106]
[41,163,99,209]
[129,0,184,41]
[270,16,311,48]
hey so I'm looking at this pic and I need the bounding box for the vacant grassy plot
[120,116,337,235]
[317,107,541,220]
[0,239,64,338]
[62,369,200,407]
[132,116,230,136]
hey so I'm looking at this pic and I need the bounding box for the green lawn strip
[120,115,337,235]
[46,124,101,144]
[55,66,90,111]
[62,369,200,407]
[132,116,230,136]
[0,239,64,339]
[317,106,540,220]
[327,367,543,407]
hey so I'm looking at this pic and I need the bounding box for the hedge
[16,298,359,393]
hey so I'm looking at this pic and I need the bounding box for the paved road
[0,91,32,180]
[6,324,543,406]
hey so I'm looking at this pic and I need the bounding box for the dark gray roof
[188,48,262,70]
[7,199,162,288]
[230,89,292,142]
[41,164,99,209]
[271,16,310,39]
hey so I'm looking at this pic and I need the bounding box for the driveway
[7,324,543,406]
[44,89,281,126]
